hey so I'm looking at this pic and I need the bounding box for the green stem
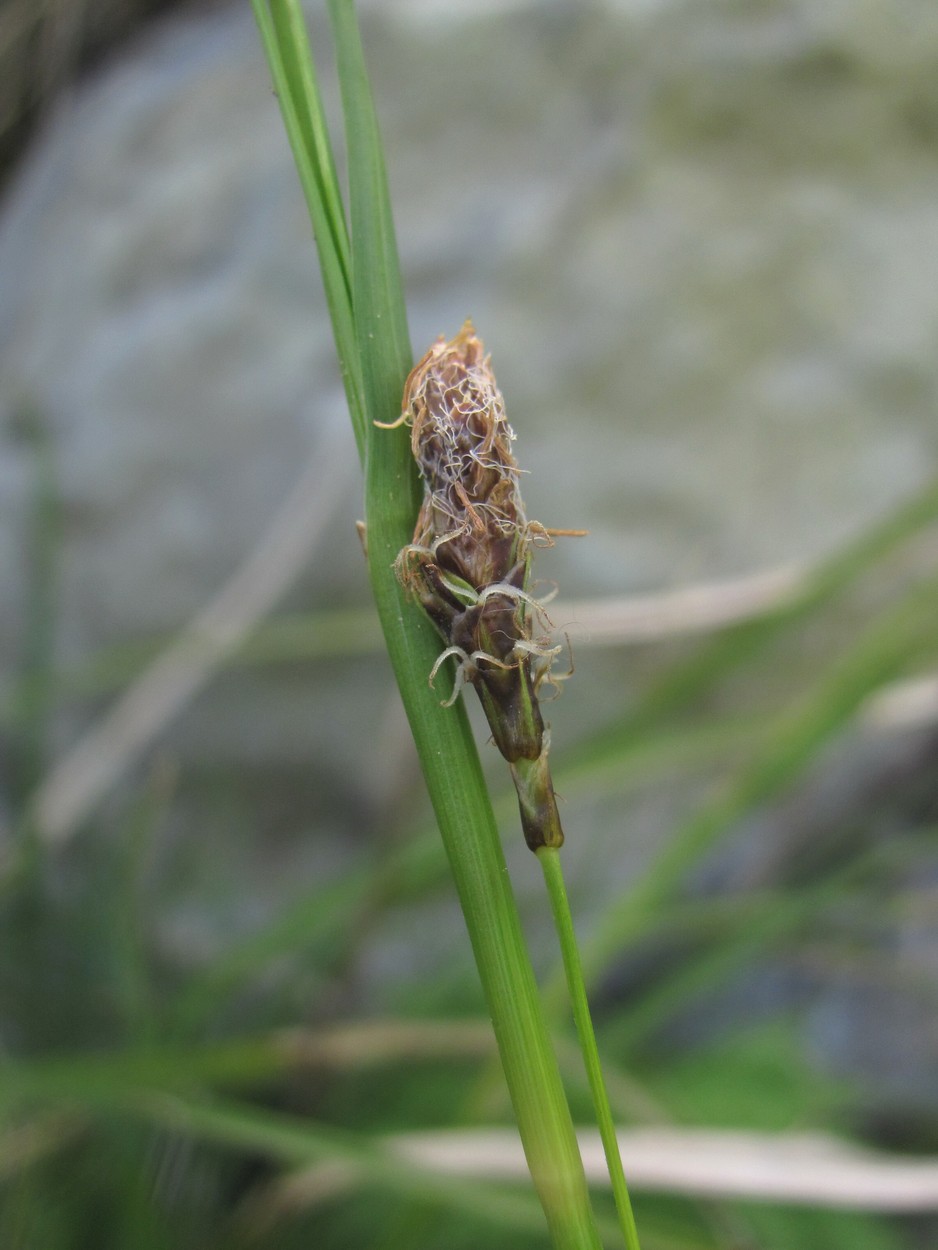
[252,3,611,1239]
[539,846,642,1250]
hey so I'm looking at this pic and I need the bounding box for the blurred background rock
[2,2,938,1241]
[0,0,194,189]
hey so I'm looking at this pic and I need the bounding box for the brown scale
[405,321,526,593]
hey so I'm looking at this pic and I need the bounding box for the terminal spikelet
[381,320,570,851]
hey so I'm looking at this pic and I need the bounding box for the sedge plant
[251,1,640,1246]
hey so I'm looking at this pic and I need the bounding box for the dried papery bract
[381,320,567,850]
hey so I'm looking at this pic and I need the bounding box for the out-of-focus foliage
[4,1,938,1248]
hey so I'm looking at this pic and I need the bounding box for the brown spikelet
[384,321,570,850]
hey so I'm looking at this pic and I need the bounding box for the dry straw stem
[250,1121,938,1235]
[207,1119,938,1220]
[388,1127,938,1212]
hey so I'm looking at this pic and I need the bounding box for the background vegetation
[3,1,938,1248]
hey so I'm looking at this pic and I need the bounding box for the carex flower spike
[380,320,572,851]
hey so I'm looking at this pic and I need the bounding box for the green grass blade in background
[602,831,937,1055]
[573,567,938,1000]
[564,477,938,786]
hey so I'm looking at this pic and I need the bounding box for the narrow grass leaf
[268,0,352,295]
[251,0,366,452]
